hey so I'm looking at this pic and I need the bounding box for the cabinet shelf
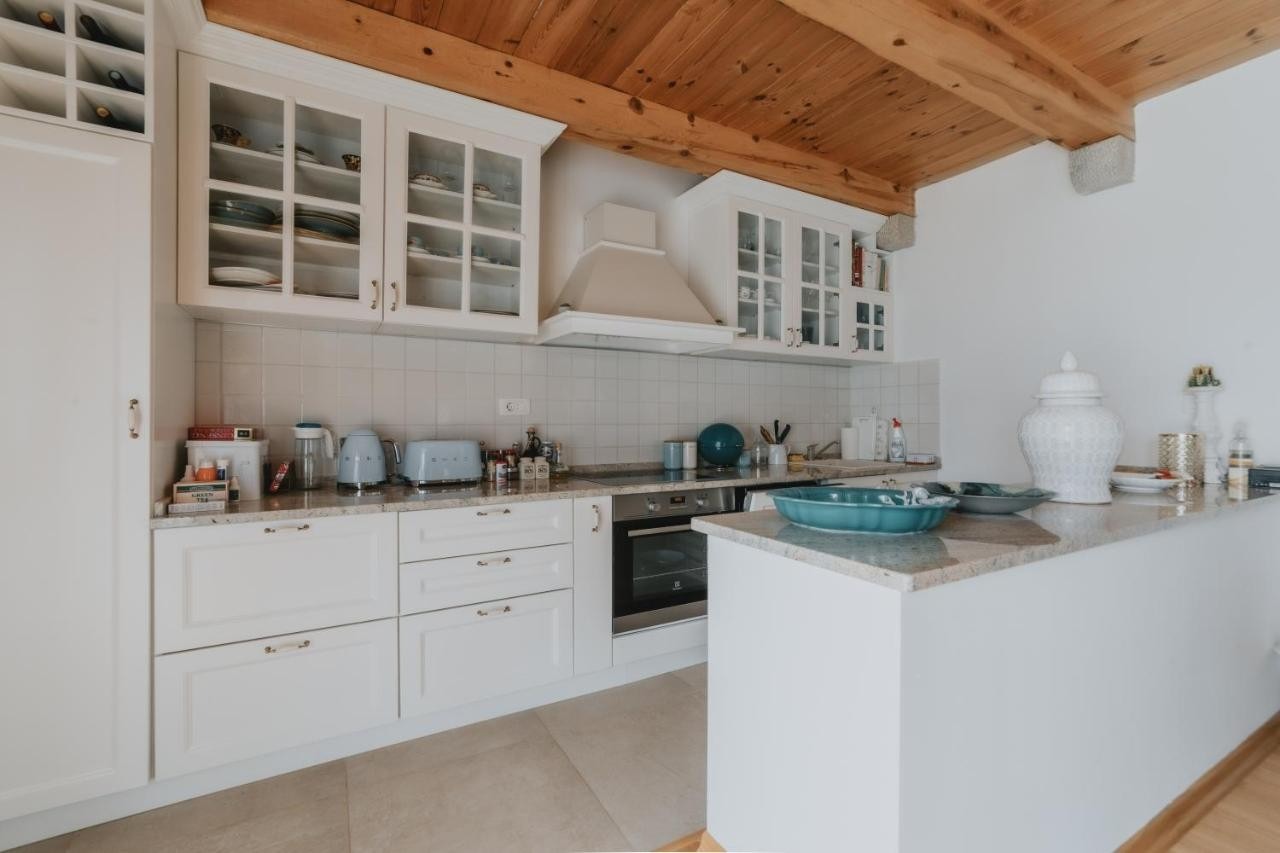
[0,62,65,119]
[210,141,362,202]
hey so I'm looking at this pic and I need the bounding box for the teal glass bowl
[770,487,958,534]
[697,423,745,467]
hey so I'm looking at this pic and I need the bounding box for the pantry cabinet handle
[476,508,512,517]
[389,280,399,311]
[264,639,311,654]
[476,556,513,567]
[264,523,311,533]
[592,504,601,532]
[370,279,379,310]
[127,398,140,439]
[476,605,512,617]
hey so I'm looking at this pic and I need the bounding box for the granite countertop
[152,460,939,529]
[692,486,1278,593]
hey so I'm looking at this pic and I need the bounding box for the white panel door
[400,590,572,717]
[573,497,613,674]
[154,619,398,778]
[154,513,398,653]
[0,115,150,820]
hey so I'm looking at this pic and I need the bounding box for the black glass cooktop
[582,469,743,487]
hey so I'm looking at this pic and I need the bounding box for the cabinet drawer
[399,499,573,562]
[154,619,397,778]
[154,514,398,653]
[400,589,572,717]
[401,543,573,615]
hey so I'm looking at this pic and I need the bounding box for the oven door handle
[626,524,694,538]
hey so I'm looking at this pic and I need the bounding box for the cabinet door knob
[127,398,140,439]
[389,281,399,311]
[370,279,379,310]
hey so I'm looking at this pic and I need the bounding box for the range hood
[535,203,739,353]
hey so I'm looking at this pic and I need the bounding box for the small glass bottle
[1227,428,1253,498]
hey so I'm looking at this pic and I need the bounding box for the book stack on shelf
[852,245,889,292]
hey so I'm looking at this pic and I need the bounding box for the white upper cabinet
[179,54,385,330]
[177,55,547,338]
[680,171,895,364]
[381,108,540,338]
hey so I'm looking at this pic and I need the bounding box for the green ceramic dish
[918,482,1056,515]
[770,487,957,534]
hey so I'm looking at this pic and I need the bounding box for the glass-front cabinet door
[851,290,892,360]
[178,55,385,327]
[733,207,785,349]
[797,222,846,349]
[383,108,539,336]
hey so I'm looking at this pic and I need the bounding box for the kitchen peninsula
[695,488,1280,852]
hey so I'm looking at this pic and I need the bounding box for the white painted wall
[894,50,1280,482]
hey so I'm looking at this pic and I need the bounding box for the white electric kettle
[337,429,399,490]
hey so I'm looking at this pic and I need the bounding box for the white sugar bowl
[1017,351,1124,504]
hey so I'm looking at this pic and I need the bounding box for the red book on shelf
[852,245,864,287]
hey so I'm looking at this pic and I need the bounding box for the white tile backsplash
[851,358,942,455]
[195,321,868,468]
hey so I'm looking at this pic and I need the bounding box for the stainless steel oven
[611,486,735,635]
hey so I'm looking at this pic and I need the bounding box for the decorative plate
[1110,472,1184,493]
[209,199,275,227]
[211,266,281,288]
[269,143,320,164]
[410,172,447,189]
[293,206,360,240]
[473,182,498,199]
[919,482,1057,514]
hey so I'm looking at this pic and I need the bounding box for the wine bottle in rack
[94,105,128,131]
[107,69,142,94]
[37,10,62,32]
[79,14,126,49]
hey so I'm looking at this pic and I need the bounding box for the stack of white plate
[1109,472,1184,494]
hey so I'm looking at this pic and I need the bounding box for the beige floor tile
[346,710,549,791]
[347,732,628,853]
[7,837,72,853]
[670,664,707,692]
[536,674,707,851]
[63,761,349,853]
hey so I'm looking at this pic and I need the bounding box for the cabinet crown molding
[163,0,565,150]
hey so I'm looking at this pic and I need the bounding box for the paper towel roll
[840,427,859,460]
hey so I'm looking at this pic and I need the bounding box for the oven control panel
[614,487,735,521]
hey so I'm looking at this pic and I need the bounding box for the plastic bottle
[229,476,241,502]
[888,417,907,463]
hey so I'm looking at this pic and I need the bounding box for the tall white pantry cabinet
[0,114,151,820]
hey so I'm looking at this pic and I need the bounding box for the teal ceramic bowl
[698,423,745,467]
[770,487,958,534]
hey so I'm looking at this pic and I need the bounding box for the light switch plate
[499,398,530,416]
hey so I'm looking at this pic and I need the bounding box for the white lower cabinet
[154,620,398,778]
[154,513,398,653]
[400,543,573,614]
[400,499,573,561]
[400,589,573,717]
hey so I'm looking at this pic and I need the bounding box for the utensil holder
[768,444,788,466]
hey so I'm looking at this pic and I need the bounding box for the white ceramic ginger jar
[1018,352,1124,504]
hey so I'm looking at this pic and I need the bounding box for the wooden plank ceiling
[204,0,1280,215]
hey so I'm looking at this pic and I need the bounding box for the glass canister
[293,422,334,490]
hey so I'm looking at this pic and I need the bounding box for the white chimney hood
[535,203,739,353]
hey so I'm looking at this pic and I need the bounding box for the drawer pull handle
[476,556,513,567]
[476,508,512,517]
[591,504,601,532]
[264,639,311,654]
[264,523,311,534]
[127,398,141,439]
[476,605,513,617]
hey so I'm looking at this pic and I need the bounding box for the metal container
[1158,432,1205,484]
[662,440,684,471]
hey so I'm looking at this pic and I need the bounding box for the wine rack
[0,0,151,139]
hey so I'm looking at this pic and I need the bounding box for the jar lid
[1035,351,1104,399]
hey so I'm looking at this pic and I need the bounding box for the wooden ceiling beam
[778,0,1135,147]
[203,0,914,215]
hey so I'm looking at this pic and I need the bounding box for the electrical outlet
[498,398,530,416]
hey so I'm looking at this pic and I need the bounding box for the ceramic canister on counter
[682,441,698,469]
[663,440,684,471]
[1017,351,1124,504]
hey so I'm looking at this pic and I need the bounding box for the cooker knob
[694,494,707,508]
[646,500,659,513]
